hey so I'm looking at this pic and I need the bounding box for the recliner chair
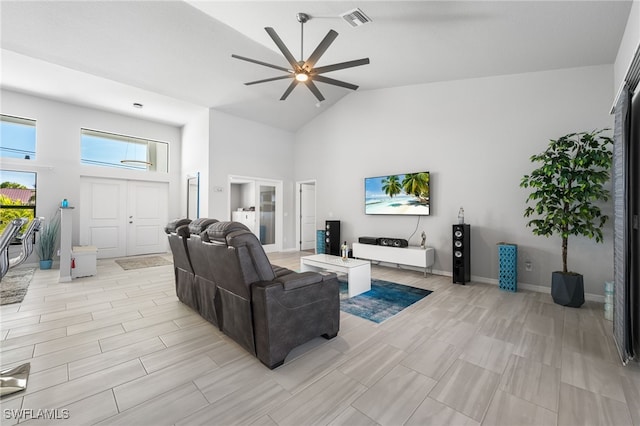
[203,221,339,368]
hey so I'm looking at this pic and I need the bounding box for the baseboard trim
[467,274,604,303]
[399,268,604,303]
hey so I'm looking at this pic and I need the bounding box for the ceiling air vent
[340,8,372,28]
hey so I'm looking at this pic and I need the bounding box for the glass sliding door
[258,184,276,245]
[255,181,282,252]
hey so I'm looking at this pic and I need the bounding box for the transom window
[80,129,168,172]
[0,114,36,160]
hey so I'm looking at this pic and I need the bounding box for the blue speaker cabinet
[316,230,325,254]
[498,243,517,292]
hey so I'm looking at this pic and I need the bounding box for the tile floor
[0,251,638,425]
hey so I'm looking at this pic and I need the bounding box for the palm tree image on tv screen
[365,172,430,215]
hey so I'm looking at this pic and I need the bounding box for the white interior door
[80,178,127,258]
[80,177,168,258]
[300,183,316,250]
[127,181,168,256]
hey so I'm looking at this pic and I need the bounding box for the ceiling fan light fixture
[232,12,369,102]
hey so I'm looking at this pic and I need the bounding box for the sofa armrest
[275,271,324,291]
[250,274,340,368]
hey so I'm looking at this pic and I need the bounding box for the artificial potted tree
[520,129,613,307]
[36,216,60,270]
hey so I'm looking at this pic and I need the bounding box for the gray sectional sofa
[165,218,340,368]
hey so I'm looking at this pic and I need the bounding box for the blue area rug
[339,279,432,323]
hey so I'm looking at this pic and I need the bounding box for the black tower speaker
[325,220,341,256]
[452,224,470,284]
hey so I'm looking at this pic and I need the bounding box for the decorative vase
[39,260,53,270]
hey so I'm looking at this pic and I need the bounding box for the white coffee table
[300,254,371,297]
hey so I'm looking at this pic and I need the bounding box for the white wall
[208,109,296,249]
[614,0,640,97]
[295,65,615,296]
[3,63,618,293]
[1,89,182,259]
[181,109,210,217]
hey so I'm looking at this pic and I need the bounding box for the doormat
[1,267,36,305]
[340,279,432,323]
[115,256,172,271]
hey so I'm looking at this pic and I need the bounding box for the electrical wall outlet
[525,260,532,271]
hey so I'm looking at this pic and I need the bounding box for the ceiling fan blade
[313,75,359,91]
[265,27,300,71]
[313,58,370,75]
[280,80,299,100]
[305,80,325,102]
[305,30,338,69]
[245,75,293,86]
[231,54,291,73]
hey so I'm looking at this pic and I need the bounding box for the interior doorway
[186,172,200,220]
[296,180,316,252]
[228,175,282,252]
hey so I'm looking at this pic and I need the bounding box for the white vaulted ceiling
[0,1,633,131]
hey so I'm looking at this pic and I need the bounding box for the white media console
[352,242,435,276]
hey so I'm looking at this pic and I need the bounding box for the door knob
[129,221,133,224]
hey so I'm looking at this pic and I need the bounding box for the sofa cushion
[206,221,251,243]
[188,218,218,235]
[164,218,191,234]
[232,233,276,283]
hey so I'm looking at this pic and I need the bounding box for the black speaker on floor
[325,220,341,256]
[452,224,470,284]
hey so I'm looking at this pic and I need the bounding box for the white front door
[80,178,127,258]
[300,183,316,250]
[80,177,168,258]
[126,180,168,256]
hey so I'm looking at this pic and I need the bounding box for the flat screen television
[365,171,430,215]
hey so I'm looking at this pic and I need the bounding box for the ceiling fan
[232,13,370,102]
